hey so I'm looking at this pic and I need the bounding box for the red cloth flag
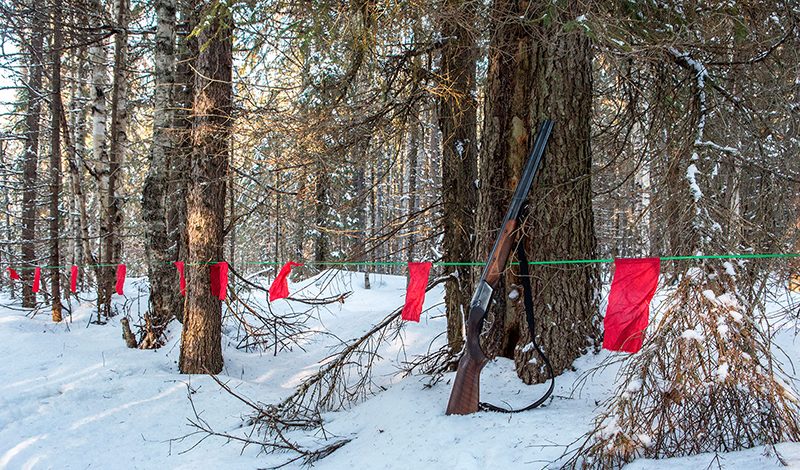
[210,263,220,297]
[210,262,228,300]
[33,267,40,293]
[401,262,433,322]
[70,266,78,293]
[269,262,303,302]
[603,258,661,353]
[175,262,186,296]
[7,268,19,280]
[116,264,126,295]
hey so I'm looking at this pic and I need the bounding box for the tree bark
[65,48,91,289]
[99,0,128,317]
[406,109,419,264]
[314,162,330,267]
[476,0,600,383]
[89,0,108,311]
[168,0,198,324]
[49,0,64,322]
[142,0,179,348]
[179,2,233,374]
[21,8,44,309]
[438,0,478,355]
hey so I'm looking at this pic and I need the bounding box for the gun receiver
[445,120,553,416]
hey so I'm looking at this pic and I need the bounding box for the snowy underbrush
[1,269,800,469]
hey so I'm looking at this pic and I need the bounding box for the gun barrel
[477,120,553,286]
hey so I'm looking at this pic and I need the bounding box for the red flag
[116,264,126,295]
[211,262,228,300]
[210,263,220,297]
[33,267,40,293]
[175,262,185,296]
[603,258,661,353]
[402,262,433,322]
[7,268,19,280]
[70,266,78,293]
[269,262,303,302]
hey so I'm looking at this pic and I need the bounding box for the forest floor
[1,270,800,469]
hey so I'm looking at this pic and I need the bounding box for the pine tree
[474,0,600,381]
[179,0,233,374]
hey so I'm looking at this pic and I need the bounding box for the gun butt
[445,345,489,415]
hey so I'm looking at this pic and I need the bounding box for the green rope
[8,253,800,270]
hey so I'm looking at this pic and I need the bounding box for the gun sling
[478,232,555,413]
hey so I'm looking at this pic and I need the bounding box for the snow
[723,262,737,276]
[686,162,703,202]
[681,328,705,342]
[1,271,800,469]
[702,289,717,304]
[716,362,730,382]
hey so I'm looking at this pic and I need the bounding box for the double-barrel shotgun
[445,120,554,416]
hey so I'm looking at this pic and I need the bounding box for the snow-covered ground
[1,270,800,469]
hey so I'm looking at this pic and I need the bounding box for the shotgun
[445,120,553,415]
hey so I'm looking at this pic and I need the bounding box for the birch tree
[141,0,179,348]
[89,0,108,307]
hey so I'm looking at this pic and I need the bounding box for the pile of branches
[562,263,800,469]
[193,272,454,468]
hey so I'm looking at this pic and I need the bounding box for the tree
[49,0,64,322]
[178,0,233,374]
[438,0,478,355]
[475,0,600,382]
[97,0,128,317]
[141,0,179,348]
[88,0,108,307]
[20,2,44,309]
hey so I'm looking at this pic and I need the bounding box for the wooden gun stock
[445,305,490,415]
[445,219,516,415]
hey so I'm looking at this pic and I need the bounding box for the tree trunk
[406,109,419,264]
[65,49,88,286]
[49,0,64,322]
[98,0,128,317]
[438,0,478,355]
[476,0,600,383]
[142,0,179,348]
[314,162,330,267]
[89,0,108,310]
[1,142,12,298]
[168,0,198,324]
[179,2,233,374]
[68,48,92,289]
[21,9,44,309]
